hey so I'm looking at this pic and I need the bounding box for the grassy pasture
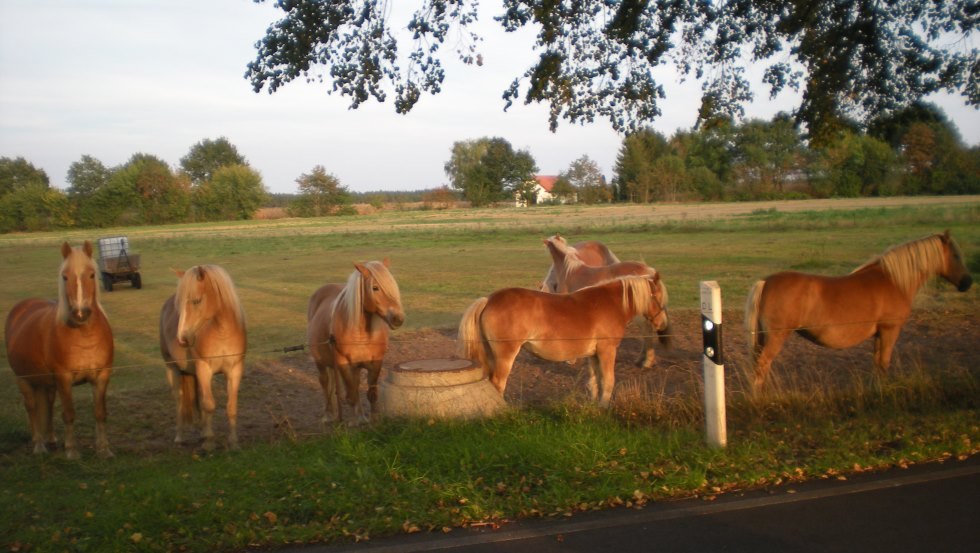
[0,198,978,551]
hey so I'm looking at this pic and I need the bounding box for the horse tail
[179,373,199,424]
[745,280,766,369]
[655,277,672,348]
[457,297,489,374]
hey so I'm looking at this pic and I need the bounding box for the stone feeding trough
[379,358,505,419]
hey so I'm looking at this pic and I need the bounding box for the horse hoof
[32,444,49,455]
[97,448,115,459]
[201,440,216,452]
[65,448,81,460]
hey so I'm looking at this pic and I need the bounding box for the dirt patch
[87,308,977,457]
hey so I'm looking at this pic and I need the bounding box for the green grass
[1,199,979,551]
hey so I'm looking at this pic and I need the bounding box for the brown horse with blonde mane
[5,241,114,458]
[544,235,671,368]
[160,265,247,450]
[308,260,405,425]
[457,274,669,407]
[539,234,620,293]
[745,231,972,391]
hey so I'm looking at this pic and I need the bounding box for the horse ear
[82,240,94,258]
[61,242,72,259]
[942,229,951,242]
[382,257,391,268]
[196,266,207,281]
[354,262,370,277]
[170,267,185,279]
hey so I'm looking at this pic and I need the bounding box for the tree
[730,117,805,198]
[444,137,537,206]
[563,155,609,204]
[194,164,267,221]
[809,132,899,197]
[0,156,49,196]
[180,137,247,185]
[247,1,977,136]
[613,129,671,203]
[66,155,112,204]
[549,176,576,203]
[0,182,72,233]
[292,166,352,216]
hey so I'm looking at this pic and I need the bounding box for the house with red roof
[515,175,560,206]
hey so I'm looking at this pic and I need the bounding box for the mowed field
[0,196,978,455]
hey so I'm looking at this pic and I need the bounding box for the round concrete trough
[379,358,505,419]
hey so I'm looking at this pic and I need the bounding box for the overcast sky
[2,0,977,195]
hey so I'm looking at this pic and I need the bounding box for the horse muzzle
[957,274,973,292]
[386,310,405,330]
[69,307,92,325]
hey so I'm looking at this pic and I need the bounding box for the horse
[745,231,973,392]
[544,235,672,367]
[457,274,669,407]
[307,259,405,425]
[539,234,620,292]
[4,241,114,459]
[160,265,247,450]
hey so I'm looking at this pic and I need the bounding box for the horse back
[574,241,619,267]
[760,269,909,346]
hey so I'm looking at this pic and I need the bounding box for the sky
[1,1,978,195]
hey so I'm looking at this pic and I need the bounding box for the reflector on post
[700,280,726,448]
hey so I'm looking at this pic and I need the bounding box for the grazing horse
[544,235,672,367]
[539,234,620,292]
[745,231,973,391]
[5,241,114,459]
[457,274,669,407]
[307,260,405,425]
[160,265,247,450]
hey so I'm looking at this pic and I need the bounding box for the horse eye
[192,299,202,306]
[372,286,380,292]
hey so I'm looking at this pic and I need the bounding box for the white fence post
[700,281,727,448]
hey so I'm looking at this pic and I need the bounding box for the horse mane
[545,236,585,280]
[338,261,401,327]
[853,234,950,295]
[179,265,245,326]
[56,246,105,323]
[617,274,661,314]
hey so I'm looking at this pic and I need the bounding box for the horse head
[175,266,214,347]
[58,241,99,326]
[356,259,405,329]
[940,230,973,292]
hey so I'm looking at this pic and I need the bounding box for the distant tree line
[0,138,268,233]
[2,102,977,232]
[446,102,978,206]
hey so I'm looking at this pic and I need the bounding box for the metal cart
[96,236,142,291]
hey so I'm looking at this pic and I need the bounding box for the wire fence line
[1,315,923,382]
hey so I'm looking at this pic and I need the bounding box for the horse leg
[338,364,364,425]
[752,329,790,395]
[636,318,656,369]
[225,363,242,451]
[92,370,113,458]
[43,386,57,449]
[595,347,618,408]
[586,356,600,401]
[316,364,340,426]
[873,325,903,373]
[22,384,48,454]
[55,374,79,459]
[366,360,383,420]
[195,364,217,451]
[488,344,521,397]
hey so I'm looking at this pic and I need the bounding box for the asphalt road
[303,456,980,553]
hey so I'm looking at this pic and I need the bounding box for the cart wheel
[102,273,113,292]
[131,273,142,289]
